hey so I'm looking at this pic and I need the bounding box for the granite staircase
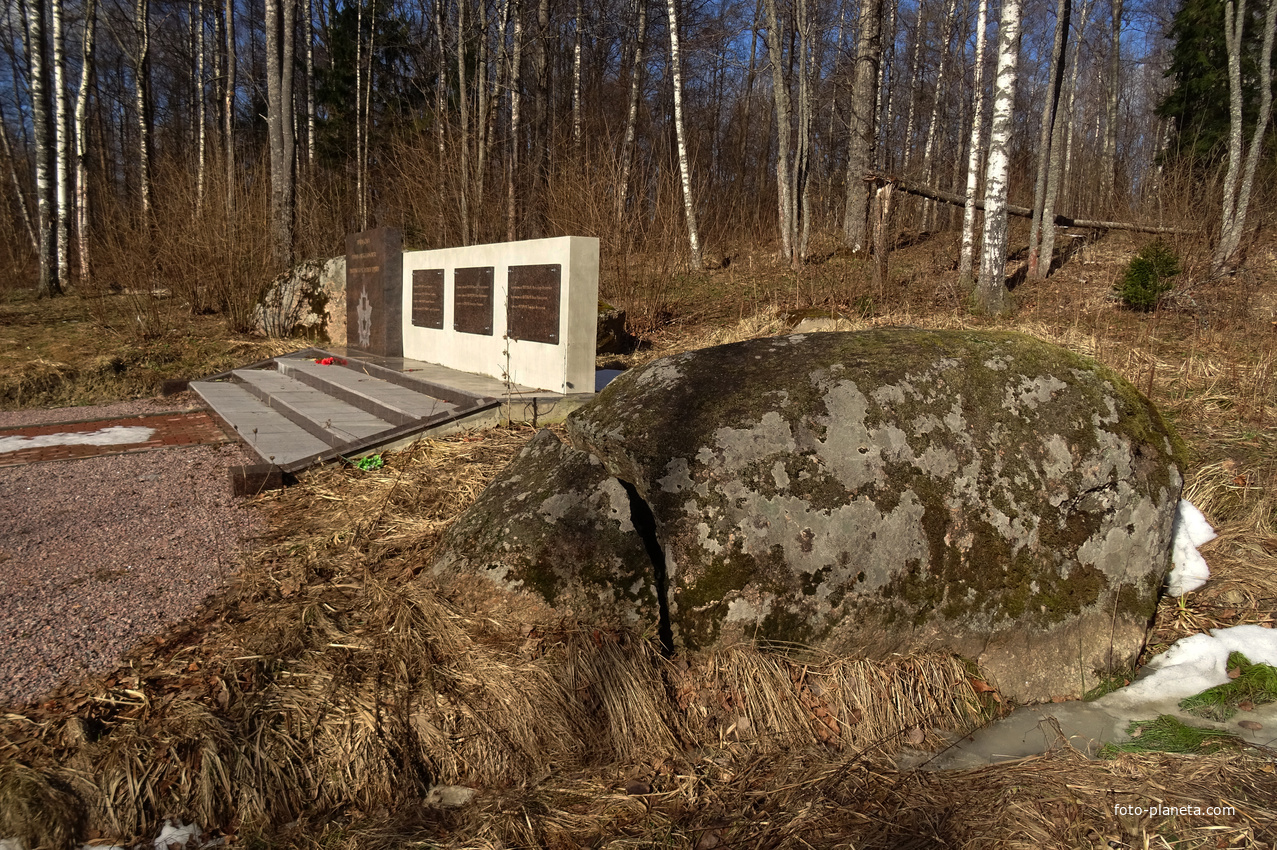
[191,348,507,474]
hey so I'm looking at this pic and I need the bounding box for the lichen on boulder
[434,329,1187,703]
[432,428,663,634]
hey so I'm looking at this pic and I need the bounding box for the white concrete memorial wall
[400,236,599,395]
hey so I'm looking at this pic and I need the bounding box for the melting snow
[0,426,156,454]
[1166,499,1216,596]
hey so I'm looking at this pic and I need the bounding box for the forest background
[1,0,1271,323]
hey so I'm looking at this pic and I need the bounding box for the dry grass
[5,229,1277,848]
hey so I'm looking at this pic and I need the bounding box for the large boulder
[255,256,346,341]
[432,428,665,635]
[434,329,1187,702]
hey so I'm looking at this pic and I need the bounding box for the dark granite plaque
[453,266,494,336]
[412,269,445,329]
[345,226,403,356]
[507,264,561,344]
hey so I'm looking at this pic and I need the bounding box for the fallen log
[866,173,1197,235]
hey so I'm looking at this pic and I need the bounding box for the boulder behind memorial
[434,329,1187,702]
[255,256,346,341]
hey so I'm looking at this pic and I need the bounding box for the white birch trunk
[1100,0,1120,199]
[75,0,97,285]
[1214,0,1277,275]
[917,0,959,227]
[435,0,446,159]
[958,0,990,285]
[900,0,927,172]
[134,0,151,219]
[795,0,811,263]
[195,0,207,213]
[976,0,1023,314]
[572,0,583,151]
[25,0,59,296]
[617,0,646,224]
[306,0,314,167]
[52,0,69,290]
[666,0,701,267]
[224,0,235,213]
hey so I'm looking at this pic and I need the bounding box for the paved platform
[0,411,233,466]
[191,348,598,475]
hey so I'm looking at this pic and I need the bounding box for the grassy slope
[2,226,1277,849]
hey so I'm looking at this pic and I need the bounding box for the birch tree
[133,0,151,218]
[1038,0,1092,276]
[667,0,702,267]
[1100,0,1120,199]
[976,0,1024,314]
[24,0,59,296]
[507,0,523,240]
[842,0,882,251]
[0,108,37,252]
[192,0,206,213]
[1213,0,1277,276]
[958,0,990,285]
[52,0,69,290]
[1026,0,1070,279]
[616,0,646,224]
[75,0,97,285]
[224,0,235,213]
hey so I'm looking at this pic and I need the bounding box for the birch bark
[24,0,59,296]
[507,0,523,240]
[75,0,97,285]
[666,0,702,267]
[1026,0,1070,279]
[133,0,151,219]
[52,0,69,290]
[616,0,646,224]
[976,0,1024,314]
[1213,0,1277,275]
[224,0,235,213]
[1100,0,1120,200]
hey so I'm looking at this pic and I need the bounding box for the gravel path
[0,395,206,429]
[0,429,264,707]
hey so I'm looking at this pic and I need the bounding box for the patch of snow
[152,821,204,850]
[0,426,156,454]
[922,623,1277,770]
[1098,623,1277,709]
[1166,499,1217,596]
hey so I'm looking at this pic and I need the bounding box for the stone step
[190,380,331,467]
[276,357,458,426]
[232,368,393,446]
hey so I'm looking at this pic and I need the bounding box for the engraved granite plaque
[453,266,494,336]
[412,269,445,329]
[345,226,403,356]
[507,264,561,344]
